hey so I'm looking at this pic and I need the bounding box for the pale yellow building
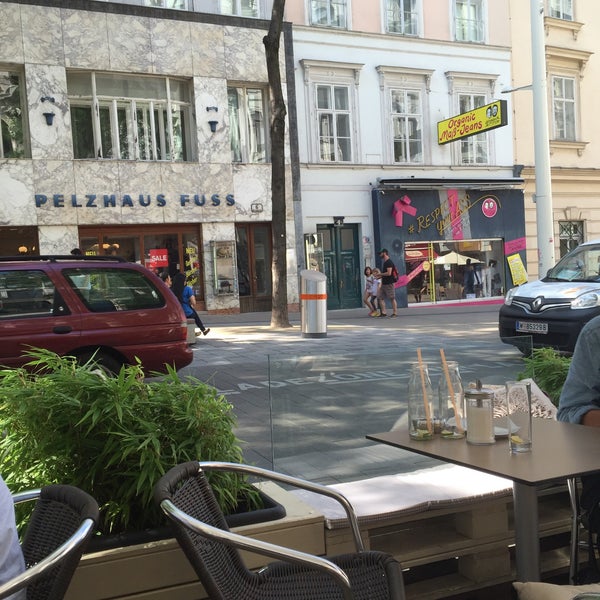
[509,0,600,280]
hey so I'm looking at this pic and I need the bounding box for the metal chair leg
[568,477,580,584]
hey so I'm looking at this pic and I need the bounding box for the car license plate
[516,321,548,334]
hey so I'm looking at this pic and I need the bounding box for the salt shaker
[465,380,495,445]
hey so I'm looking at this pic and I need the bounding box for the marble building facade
[0,0,298,312]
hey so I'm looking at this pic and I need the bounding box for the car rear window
[64,267,166,312]
[0,270,56,318]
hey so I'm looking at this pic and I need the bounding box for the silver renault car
[499,239,600,354]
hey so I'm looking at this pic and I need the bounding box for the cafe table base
[513,482,540,581]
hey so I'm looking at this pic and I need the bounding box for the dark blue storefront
[372,178,526,308]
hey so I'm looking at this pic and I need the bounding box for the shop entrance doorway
[236,223,272,313]
[318,223,361,310]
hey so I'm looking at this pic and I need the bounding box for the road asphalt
[179,298,527,483]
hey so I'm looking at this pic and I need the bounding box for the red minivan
[0,256,193,374]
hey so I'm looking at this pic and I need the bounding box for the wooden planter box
[65,479,575,600]
[65,483,324,600]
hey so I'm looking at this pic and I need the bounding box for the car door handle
[53,326,72,334]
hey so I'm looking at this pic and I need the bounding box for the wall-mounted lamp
[333,216,345,227]
[251,202,263,213]
[18,245,28,254]
[41,96,55,103]
[206,106,219,133]
[42,112,55,126]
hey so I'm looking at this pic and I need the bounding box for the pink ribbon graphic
[393,195,417,227]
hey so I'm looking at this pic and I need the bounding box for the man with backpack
[375,248,398,318]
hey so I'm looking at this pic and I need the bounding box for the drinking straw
[416,348,433,433]
[440,349,464,433]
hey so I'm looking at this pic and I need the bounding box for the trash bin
[300,269,327,338]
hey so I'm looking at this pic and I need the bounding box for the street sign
[437,100,508,145]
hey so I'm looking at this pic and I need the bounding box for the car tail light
[180,321,188,339]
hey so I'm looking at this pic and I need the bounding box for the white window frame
[68,72,193,162]
[385,0,420,36]
[142,0,190,9]
[227,85,269,164]
[551,74,577,141]
[453,0,486,43]
[301,60,363,164]
[219,0,260,18]
[457,92,488,164]
[377,66,432,165]
[548,0,573,21]
[445,72,497,166]
[309,0,348,28]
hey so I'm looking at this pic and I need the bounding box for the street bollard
[300,270,327,338]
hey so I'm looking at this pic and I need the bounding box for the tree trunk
[264,0,291,329]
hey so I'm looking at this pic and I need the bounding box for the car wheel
[77,351,124,377]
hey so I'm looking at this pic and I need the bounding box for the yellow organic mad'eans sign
[437,100,508,145]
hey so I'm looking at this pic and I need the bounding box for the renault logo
[531,297,544,312]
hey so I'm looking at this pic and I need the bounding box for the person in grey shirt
[0,475,26,600]
[557,314,600,544]
[557,314,600,426]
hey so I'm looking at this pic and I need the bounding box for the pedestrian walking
[375,249,398,317]
[172,272,211,336]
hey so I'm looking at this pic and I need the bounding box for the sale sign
[149,248,168,268]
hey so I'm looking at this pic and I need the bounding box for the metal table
[367,418,600,581]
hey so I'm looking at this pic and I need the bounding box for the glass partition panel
[268,336,533,485]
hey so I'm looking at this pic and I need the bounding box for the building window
[386,0,419,35]
[458,93,488,164]
[316,84,352,162]
[228,86,268,163]
[548,0,573,20]
[310,0,347,27]
[552,75,576,141]
[454,0,484,43]
[559,220,583,257]
[391,89,422,163]
[220,0,259,17]
[142,0,189,9]
[0,70,26,159]
[68,73,192,161]
[301,60,361,164]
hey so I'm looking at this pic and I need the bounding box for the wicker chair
[0,484,99,600]
[154,461,405,600]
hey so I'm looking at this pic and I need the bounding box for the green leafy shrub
[0,349,258,535]
[518,347,572,406]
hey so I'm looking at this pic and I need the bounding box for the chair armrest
[12,489,41,505]
[1,489,95,600]
[160,498,355,600]
[198,461,365,552]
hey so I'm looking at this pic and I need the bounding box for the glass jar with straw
[438,350,465,439]
[407,349,437,440]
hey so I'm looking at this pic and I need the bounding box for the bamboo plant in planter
[0,349,271,543]
[518,346,572,407]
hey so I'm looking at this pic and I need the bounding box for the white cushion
[513,581,600,600]
[291,463,511,529]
